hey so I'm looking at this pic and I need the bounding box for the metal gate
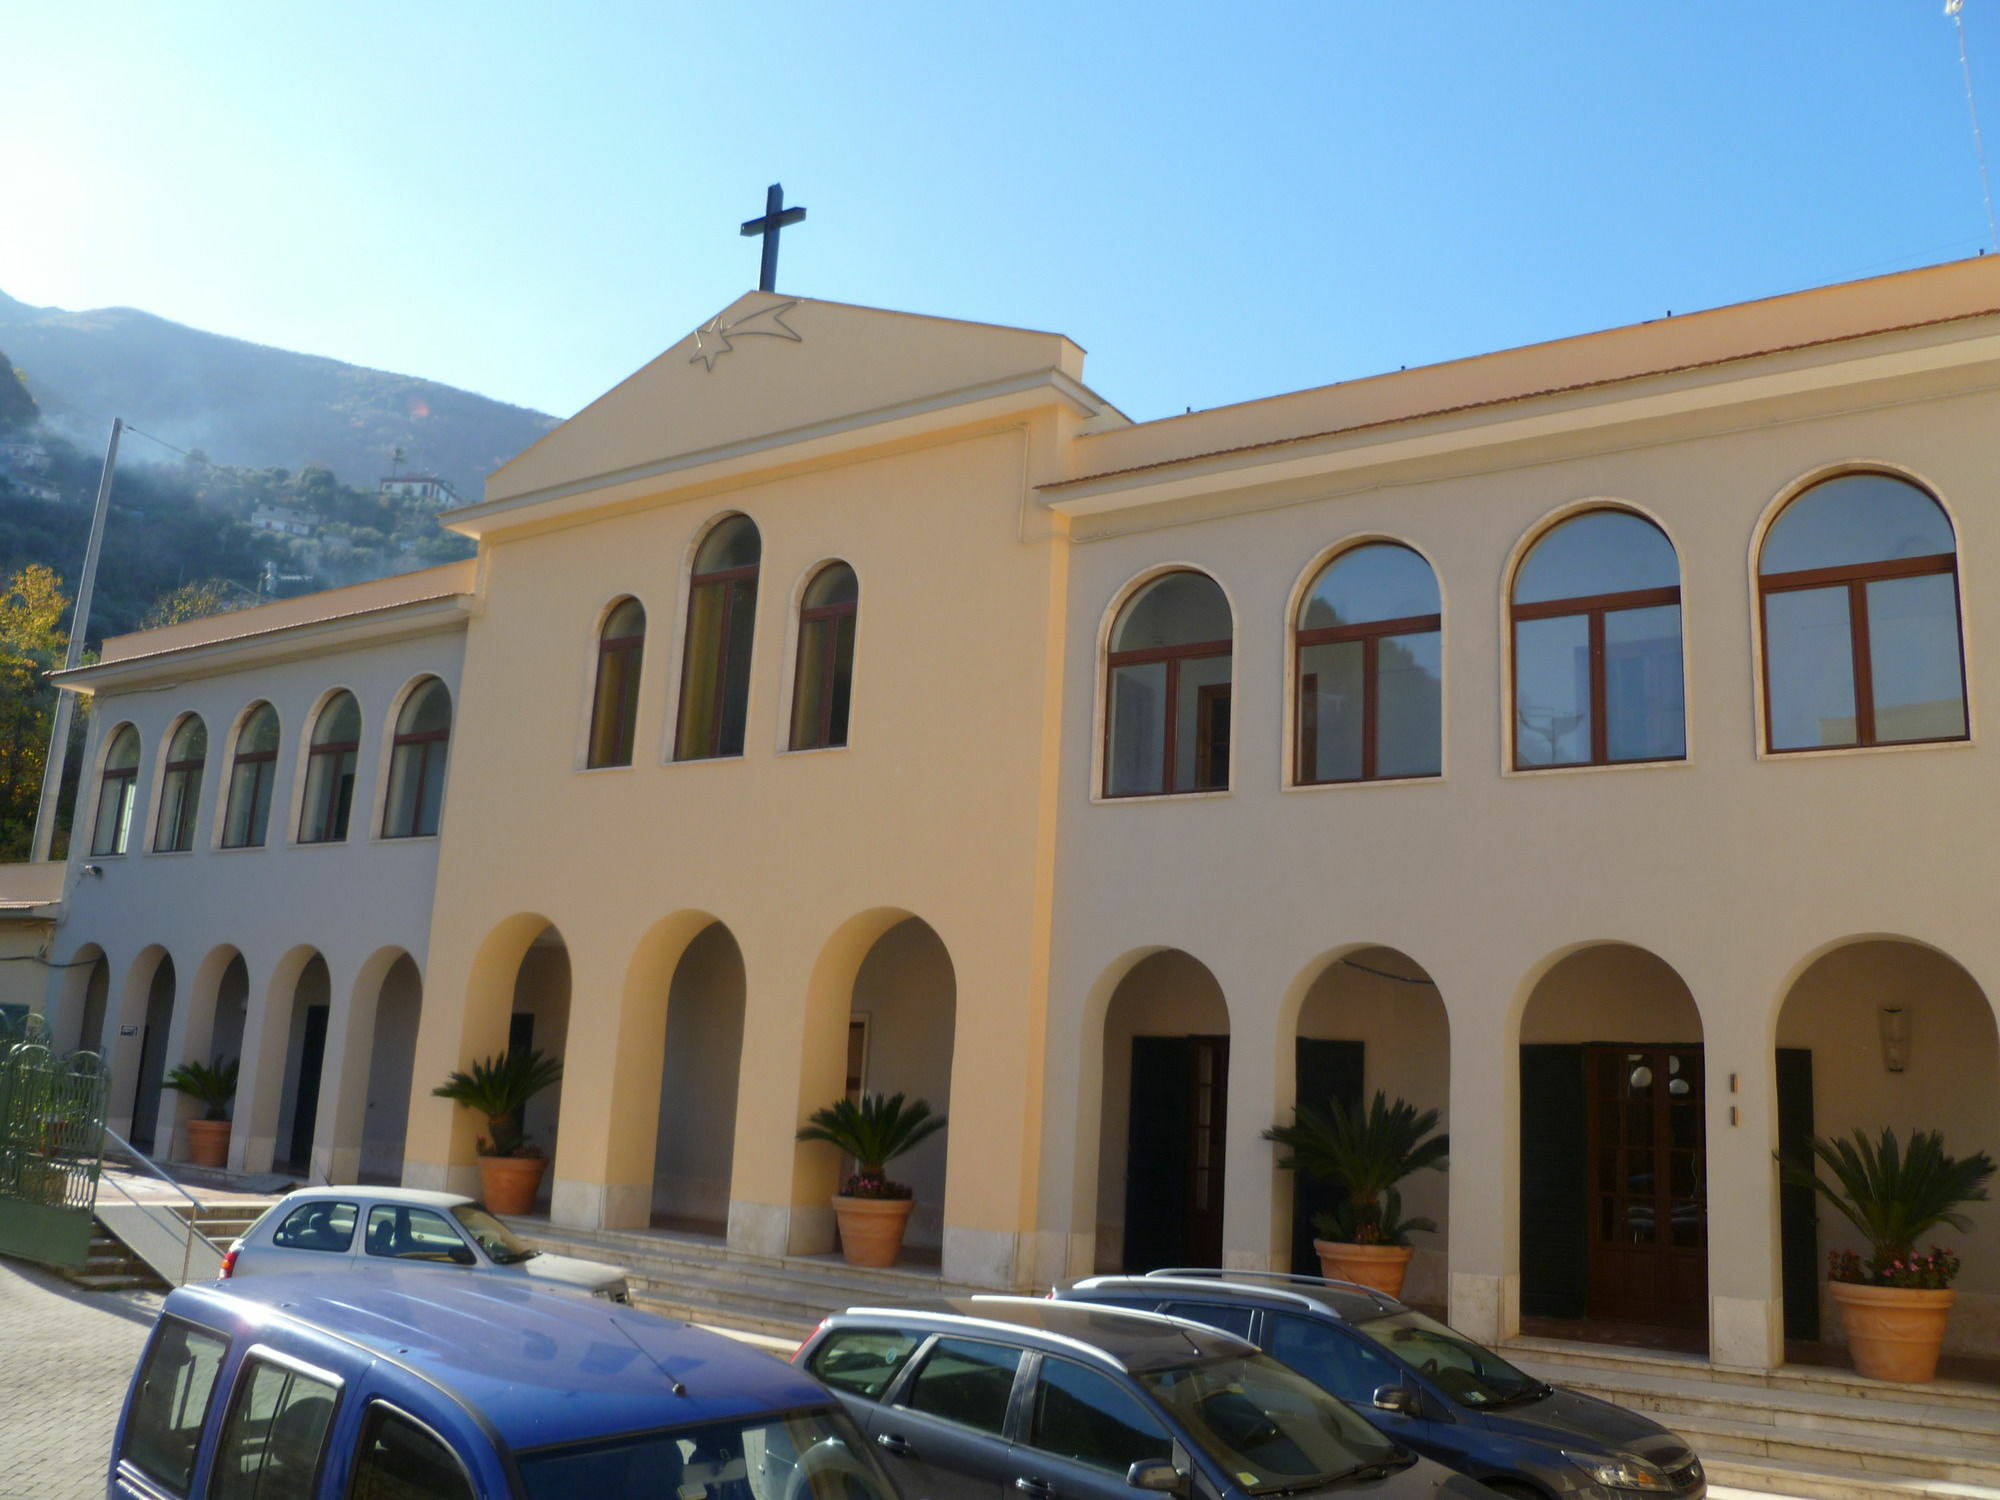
[0,1012,108,1269]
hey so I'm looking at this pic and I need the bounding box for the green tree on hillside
[142,577,242,629]
[0,565,69,859]
[0,354,38,435]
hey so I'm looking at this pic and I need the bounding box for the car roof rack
[1138,1266,1403,1314]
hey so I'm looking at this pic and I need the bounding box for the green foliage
[1263,1091,1450,1246]
[142,578,244,630]
[1783,1126,1996,1267]
[796,1092,948,1189]
[0,565,69,861]
[0,353,37,434]
[162,1057,239,1122]
[431,1048,564,1158]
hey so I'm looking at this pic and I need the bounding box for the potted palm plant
[162,1057,239,1168]
[431,1047,564,1216]
[1784,1126,1995,1382]
[796,1092,947,1267]
[1263,1091,1448,1299]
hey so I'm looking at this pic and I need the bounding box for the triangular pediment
[483,292,1086,505]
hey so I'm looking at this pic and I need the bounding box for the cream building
[35,259,2000,1375]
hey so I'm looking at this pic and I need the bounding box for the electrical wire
[1340,958,1436,986]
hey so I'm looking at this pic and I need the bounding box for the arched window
[221,704,280,849]
[90,725,140,856]
[1295,543,1442,784]
[1759,472,1966,751]
[300,691,361,844]
[1104,570,1233,797]
[588,599,644,768]
[676,515,760,761]
[1511,509,1684,768]
[384,679,452,838]
[152,716,207,852]
[790,563,858,751]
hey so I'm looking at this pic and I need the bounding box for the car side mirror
[448,1246,477,1266]
[1126,1462,1184,1493]
[1371,1385,1418,1415]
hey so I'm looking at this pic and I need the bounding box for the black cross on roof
[741,183,806,293]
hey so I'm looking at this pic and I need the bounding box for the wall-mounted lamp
[79,864,103,879]
[1879,1005,1910,1074]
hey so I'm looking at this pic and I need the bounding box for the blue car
[1052,1273,1702,1500]
[109,1269,904,1500]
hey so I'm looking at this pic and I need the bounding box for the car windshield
[517,1407,897,1500]
[1139,1353,1403,1493]
[1352,1310,1542,1408]
[449,1204,536,1264]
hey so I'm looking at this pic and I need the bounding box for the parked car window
[1028,1357,1173,1475]
[1350,1310,1541,1409]
[366,1205,471,1262]
[902,1337,1023,1436]
[271,1201,357,1253]
[350,1404,475,1500]
[210,1354,338,1498]
[1140,1353,1400,1490]
[122,1316,228,1495]
[519,1407,899,1500]
[1266,1314,1401,1404]
[449,1203,538,1264]
[1159,1301,1256,1340]
[808,1328,926,1399]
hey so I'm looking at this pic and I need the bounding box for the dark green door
[1291,1040,1365,1275]
[1777,1048,1818,1341]
[1520,1044,1588,1318]
[1124,1035,1229,1270]
[286,1005,329,1171]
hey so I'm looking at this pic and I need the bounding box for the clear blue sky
[5,3,1999,426]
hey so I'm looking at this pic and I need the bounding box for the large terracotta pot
[1314,1240,1415,1299]
[833,1195,914,1268]
[478,1155,549,1217]
[1829,1280,1956,1383]
[185,1119,232,1170]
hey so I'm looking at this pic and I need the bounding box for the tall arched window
[1295,543,1442,784]
[300,691,361,844]
[1511,509,1684,768]
[1104,570,1233,797]
[1759,472,1966,750]
[384,678,452,838]
[221,703,280,849]
[152,716,207,852]
[791,562,858,751]
[91,725,140,856]
[676,515,760,761]
[588,599,644,768]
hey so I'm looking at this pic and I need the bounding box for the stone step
[1709,1462,2000,1500]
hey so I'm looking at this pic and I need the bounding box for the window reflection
[1105,572,1232,797]
[1295,543,1441,783]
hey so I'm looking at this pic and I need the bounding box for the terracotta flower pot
[833,1195,914,1267]
[185,1119,232,1169]
[478,1154,549,1216]
[1829,1280,1956,1383]
[1314,1240,1415,1300]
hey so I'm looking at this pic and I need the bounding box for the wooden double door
[1123,1035,1230,1269]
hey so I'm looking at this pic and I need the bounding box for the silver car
[222,1185,632,1302]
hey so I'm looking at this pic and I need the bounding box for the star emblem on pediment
[688,299,804,371]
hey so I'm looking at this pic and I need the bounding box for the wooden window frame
[791,580,858,751]
[676,561,759,761]
[586,614,645,769]
[1758,550,1966,752]
[222,730,277,850]
[153,732,205,853]
[1294,609,1441,785]
[300,702,360,845]
[384,713,450,839]
[1102,635,1232,798]
[1510,583,1683,770]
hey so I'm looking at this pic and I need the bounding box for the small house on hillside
[379,474,461,509]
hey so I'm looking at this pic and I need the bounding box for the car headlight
[1563,1452,1676,1493]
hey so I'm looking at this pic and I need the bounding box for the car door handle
[876,1434,914,1456]
[1016,1479,1055,1497]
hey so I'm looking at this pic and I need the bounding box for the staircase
[1501,1337,2000,1500]
[503,1219,992,1340]
[65,1224,165,1291]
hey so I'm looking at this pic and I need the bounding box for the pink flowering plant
[1828,1247,1960,1290]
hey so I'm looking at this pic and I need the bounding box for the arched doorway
[1097,949,1230,1272]
[509,926,571,1201]
[361,953,424,1184]
[274,954,331,1175]
[653,922,746,1233]
[1518,943,1705,1345]
[211,955,249,1080]
[846,917,956,1256]
[128,955,177,1154]
[1289,948,1450,1302]
[1774,939,2000,1357]
[55,944,108,1057]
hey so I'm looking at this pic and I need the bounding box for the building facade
[34,262,2000,1373]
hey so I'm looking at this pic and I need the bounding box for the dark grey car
[795,1296,1499,1500]
[1051,1273,1701,1500]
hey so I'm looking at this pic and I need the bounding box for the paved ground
[0,1257,161,1500]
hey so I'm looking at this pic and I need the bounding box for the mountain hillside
[0,288,558,499]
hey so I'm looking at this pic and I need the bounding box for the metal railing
[101,1124,213,1285]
